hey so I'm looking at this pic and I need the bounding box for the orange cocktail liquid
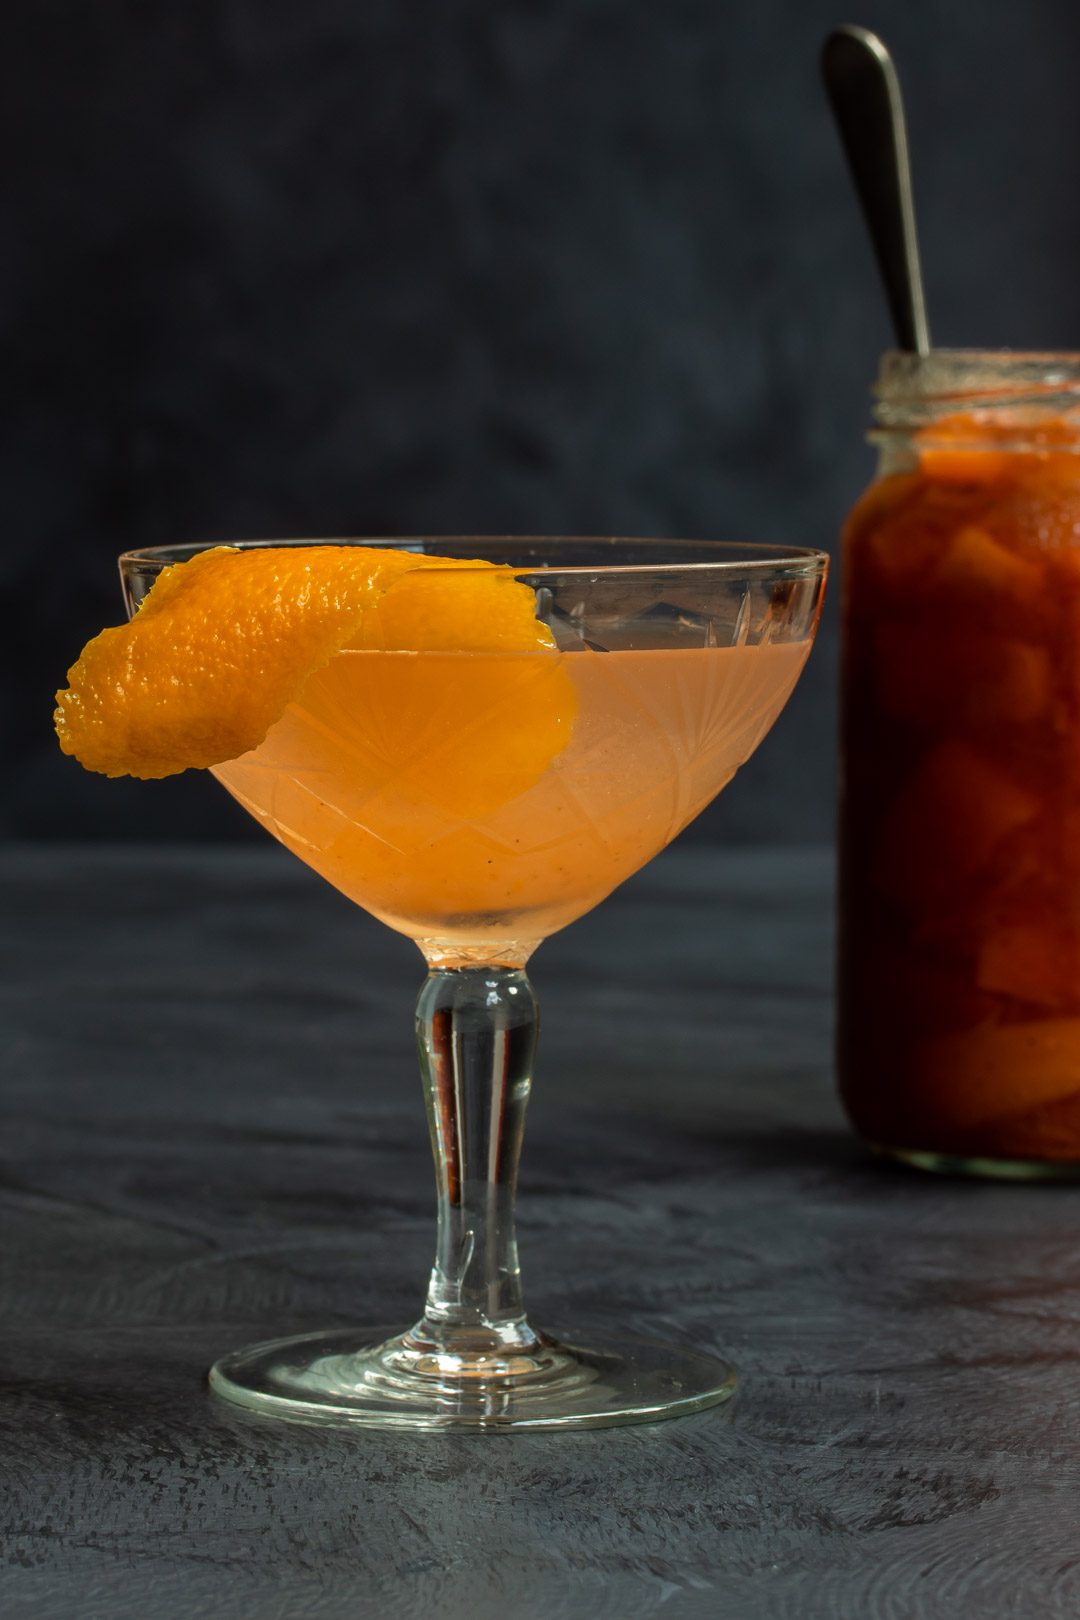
[213,641,808,959]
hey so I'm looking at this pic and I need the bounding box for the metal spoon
[821,25,931,355]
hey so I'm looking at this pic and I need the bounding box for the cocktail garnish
[54,544,573,780]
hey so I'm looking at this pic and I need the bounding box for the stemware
[120,536,827,1429]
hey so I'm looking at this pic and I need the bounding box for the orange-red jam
[839,406,1080,1164]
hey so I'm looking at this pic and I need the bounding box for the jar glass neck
[871,349,1080,458]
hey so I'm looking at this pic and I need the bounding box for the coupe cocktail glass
[120,537,827,1429]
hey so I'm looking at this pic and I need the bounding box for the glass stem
[409,966,541,1360]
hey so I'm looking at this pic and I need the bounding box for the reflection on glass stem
[410,967,542,1364]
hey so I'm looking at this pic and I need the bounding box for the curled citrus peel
[54,545,574,783]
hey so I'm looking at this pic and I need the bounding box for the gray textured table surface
[3,842,1080,1620]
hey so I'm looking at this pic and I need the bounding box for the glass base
[873,1142,1080,1182]
[208,1325,737,1431]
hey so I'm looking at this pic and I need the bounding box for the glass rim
[118,536,830,581]
[880,347,1080,365]
[874,349,1080,406]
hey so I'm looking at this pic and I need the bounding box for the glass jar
[839,350,1080,1176]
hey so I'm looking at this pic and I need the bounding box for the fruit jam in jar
[839,351,1080,1175]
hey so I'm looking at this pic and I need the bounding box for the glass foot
[209,1326,737,1431]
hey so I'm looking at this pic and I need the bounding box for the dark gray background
[6,0,1080,844]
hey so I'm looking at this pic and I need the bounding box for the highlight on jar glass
[55,536,827,1430]
[839,351,1080,1177]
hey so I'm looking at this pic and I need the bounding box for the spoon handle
[822,25,931,355]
